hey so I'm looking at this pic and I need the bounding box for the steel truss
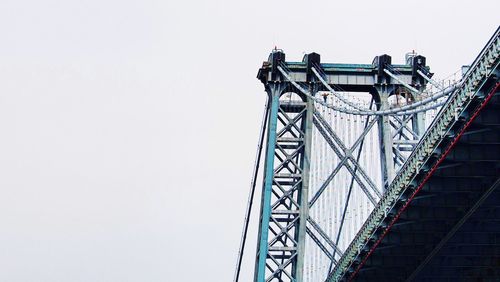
[254,85,313,282]
[235,27,500,282]
[251,49,437,282]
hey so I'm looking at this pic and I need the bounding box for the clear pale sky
[0,0,498,281]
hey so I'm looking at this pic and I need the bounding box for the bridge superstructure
[234,26,500,282]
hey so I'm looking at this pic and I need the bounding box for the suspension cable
[233,98,269,282]
[383,68,420,95]
[311,67,371,111]
[417,69,444,90]
[277,64,458,116]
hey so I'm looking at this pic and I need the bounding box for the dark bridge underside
[351,85,500,281]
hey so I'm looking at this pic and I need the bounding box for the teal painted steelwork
[254,48,435,281]
[284,62,414,73]
[256,91,280,282]
[326,26,500,282]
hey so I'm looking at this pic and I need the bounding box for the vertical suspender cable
[233,99,270,282]
[328,100,374,273]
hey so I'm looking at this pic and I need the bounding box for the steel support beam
[295,94,314,281]
[254,83,313,281]
[255,85,282,282]
[377,88,396,189]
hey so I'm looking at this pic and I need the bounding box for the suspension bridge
[234,26,500,281]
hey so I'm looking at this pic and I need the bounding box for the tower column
[377,88,396,190]
[254,84,283,282]
[296,92,314,281]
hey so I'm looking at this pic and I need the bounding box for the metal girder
[307,217,343,257]
[305,227,337,264]
[406,177,500,281]
[377,89,396,188]
[254,83,313,282]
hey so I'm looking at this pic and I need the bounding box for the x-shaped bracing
[309,110,381,207]
[263,103,307,281]
[390,114,421,167]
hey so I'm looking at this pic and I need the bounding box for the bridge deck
[355,87,500,281]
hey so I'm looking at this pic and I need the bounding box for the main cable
[278,64,459,116]
[233,98,269,282]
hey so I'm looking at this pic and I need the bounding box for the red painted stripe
[348,82,500,281]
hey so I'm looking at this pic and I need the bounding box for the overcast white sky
[0,0,498,281]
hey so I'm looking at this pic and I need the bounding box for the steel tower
[234,26,499,282]
[253,50,432,281]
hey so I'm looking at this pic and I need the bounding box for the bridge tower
[251,50,432,281]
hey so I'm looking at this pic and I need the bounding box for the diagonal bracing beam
[314,111,382,199]
[309,110,382,206]
[310,117,378,206]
